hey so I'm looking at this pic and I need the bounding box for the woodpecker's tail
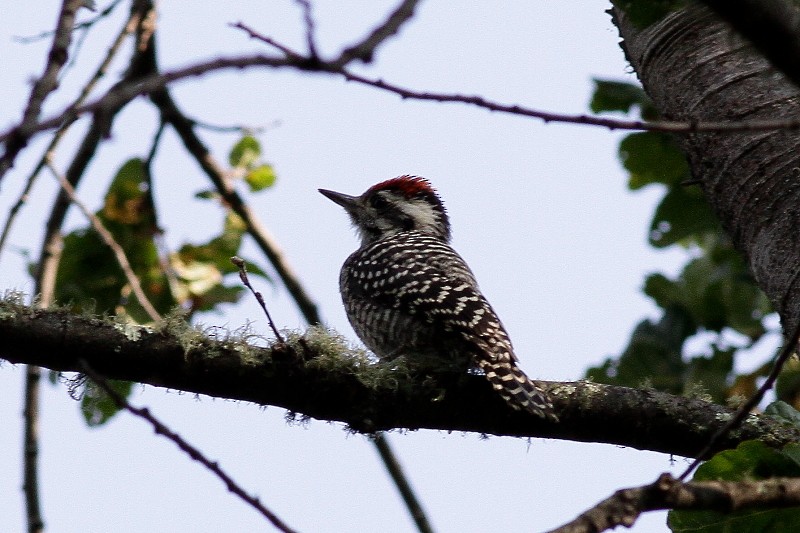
[477,359,558,422]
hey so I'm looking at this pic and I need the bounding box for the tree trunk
[613,4,800,334]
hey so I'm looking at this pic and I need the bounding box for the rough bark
[614,4,800,334]
[1,300,798,457]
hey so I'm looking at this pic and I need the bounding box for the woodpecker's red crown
[367,175,437,198]
[320,175,451,246]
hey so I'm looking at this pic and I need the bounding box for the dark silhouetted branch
[79,360,298,533]
[547,473,800,533]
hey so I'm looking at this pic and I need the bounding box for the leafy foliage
[586,80,777,406]
[668,434,800,532]
[52,133,276,424]
[81,379,134,426]
[590,80,658,119]
[229,134,278,192]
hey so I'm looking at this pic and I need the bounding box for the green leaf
[669,441,800,532]
[669,507,800,533]
[765,401,800,428]
[171,213,269,309]
[81,380,133,427]
[648,187,720,247]
[643,272,678,309]
[585,307,695,393]
[245,164,277,191]
[191,283,245,313]
[590,79,657,119]
[195,190,218,200]
[643,250,768,338]
[55,157,175,322]
[101,158,153,227]
[229,135,261,168]
[696,440,800,481]
[684,347,734,403]
[619,132,689,190]
[775,361,800,410]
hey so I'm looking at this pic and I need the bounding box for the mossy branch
[1,297,797,456]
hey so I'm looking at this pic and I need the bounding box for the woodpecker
[319,176,557,421]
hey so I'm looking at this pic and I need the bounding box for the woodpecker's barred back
[320,176,557,421]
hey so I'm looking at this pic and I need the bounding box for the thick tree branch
[0,301,797,456]
[699,0,800,91]
[547,473,800,533]
[613,5,800,334]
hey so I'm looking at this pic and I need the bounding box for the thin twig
[144,120,166,168]
[231,256,284,342]
[12,50,800,153]
[231,22,304,58]
[333,0,421,66]
[77,360,298,533]
[372,433,434,533]
[293,0,318,59]
[13,0,122,44]
[189,117,277,134]
[678,318,800,480]
[44,159,162,322]
[0,7,141,260]
[142,122,186,306]
[0,0,88,180]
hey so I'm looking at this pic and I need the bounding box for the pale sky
[0,2,694,531]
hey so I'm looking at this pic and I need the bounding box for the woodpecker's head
[320,175,451,246]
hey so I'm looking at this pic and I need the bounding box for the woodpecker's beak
[319,188,361,214]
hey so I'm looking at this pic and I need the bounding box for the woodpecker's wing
[348,232,518,361]
[343,232,557,420]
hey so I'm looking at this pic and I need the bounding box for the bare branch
[45,160,162,322]
[0,8,140,260]
[33,0,155,316]
[372,433,434,533]
[12,45,800,155]
[333,0,421,66]
[22,365,44,533]
[293,0,319,59]
[232,22,302,58]
[189,117,276,134]
[232,256,284,342]
[699,0,800,91]
[13,0,123,44]
[547,473,800,533]
[78,360,298,533]
[0,0,89,180]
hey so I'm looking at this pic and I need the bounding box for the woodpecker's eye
[370,195,388,209]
